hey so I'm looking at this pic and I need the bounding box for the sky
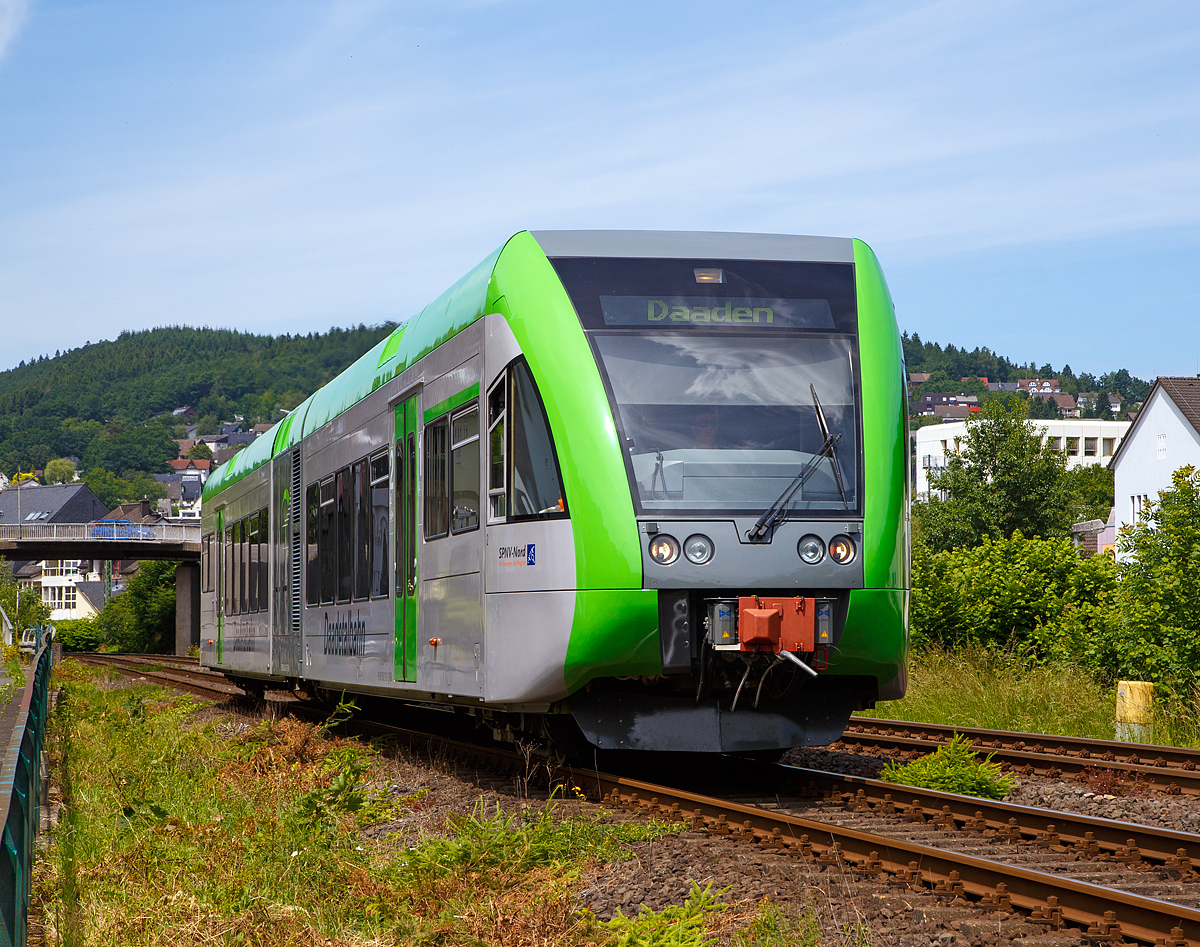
[0,0,1198,380]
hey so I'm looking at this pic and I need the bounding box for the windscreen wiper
[747,385,849,542]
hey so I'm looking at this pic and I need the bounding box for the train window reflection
[510,360,568,520]
[592,334,858,515]
[451,406,480,533]
[370,451,389,598]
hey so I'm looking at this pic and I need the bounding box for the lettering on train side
[323,612,367,656]
[498,543,536,567]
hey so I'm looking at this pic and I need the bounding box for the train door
[394,396,418,682]
[271,448,301,676]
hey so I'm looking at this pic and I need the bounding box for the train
[199,230,909,754]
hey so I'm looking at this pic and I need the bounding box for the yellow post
[1115,680,1153,743]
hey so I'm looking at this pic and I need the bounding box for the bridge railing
[0,523,201,544]
[0,626,54,947]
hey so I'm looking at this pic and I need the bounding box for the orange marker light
[429,637,442,647]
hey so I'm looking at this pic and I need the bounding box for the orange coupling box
[737,596,815,654]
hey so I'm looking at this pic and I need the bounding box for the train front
[538,233,908,754]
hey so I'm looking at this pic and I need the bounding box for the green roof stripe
[422,383,479,425]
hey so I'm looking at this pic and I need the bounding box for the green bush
[53,618,105,653]
[910,532,1117,660]
[1084,465,1200,690]
[880,734,1016,800]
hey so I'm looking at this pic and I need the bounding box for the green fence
[0,627,54,947]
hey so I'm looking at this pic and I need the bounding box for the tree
[83,468,167,509]
[1063,464,1114,523]
[99,561,177,652]
[1027,394,1059,419]
[916,399,1070,552]
[187,442,213,460]
[1088,466,1200,688]
[43,457,76,484]
[0,559,52,631]
[1094,392,1113,421]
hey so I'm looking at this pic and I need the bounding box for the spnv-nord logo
[498,543,536,566]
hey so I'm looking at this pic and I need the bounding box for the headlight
[683,534,714,565]
[797,535,825,565]
[828,535,856,564]
[648,534,680,565]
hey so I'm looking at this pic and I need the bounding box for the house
[1017,378,1061,395]
[1076,393,1124,415]
[218,423,244,436]
[251,423,273,435]
[932,404,973,420]
[1110,376,1200,542]
[1031,392,1079,417]
[174,438,197,458]
[0,482,111,622]
[914,418,1131,496]
[961,376,989,385]
[914,392,979,416]
[167,458,211,483]
[987,382,1020,392]
[172,406,197,421]
[908,372,931,385]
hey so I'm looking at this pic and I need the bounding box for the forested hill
[902,333,1151,404]
[0,324,396,476]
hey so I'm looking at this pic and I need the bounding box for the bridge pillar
[175,562,201,656]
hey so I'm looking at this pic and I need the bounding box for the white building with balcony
[914,418,1131,497]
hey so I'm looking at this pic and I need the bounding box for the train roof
[530,230,854,263]
[202,229,858,504]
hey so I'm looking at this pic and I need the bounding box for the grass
[35,661,827,946]
[863,646,1200,748]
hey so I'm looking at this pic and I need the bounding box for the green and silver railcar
[200,230,909,753]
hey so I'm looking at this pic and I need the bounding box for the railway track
[73,653,244,701]
[70,655,1200,944]
[841,717,1200,796]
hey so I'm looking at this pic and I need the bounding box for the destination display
[599,295,836,329]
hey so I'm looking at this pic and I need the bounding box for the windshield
[592,334,858,514]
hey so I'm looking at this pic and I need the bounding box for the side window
[370,452,389,598]
[487,379,506,522]
[451,406,480,532]
[201,533,211,593]
[336,467,353,603]
[305,484,320,606]
[319,478,336,605]
[240,516,249,615]
[259,506,269,612]
[354,459,371,600]
[424,416,449,539]
[510,360,568,519]
[248,512,259,613]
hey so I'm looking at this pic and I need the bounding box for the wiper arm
[747,385,849,542]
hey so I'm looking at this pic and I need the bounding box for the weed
[881,734,1016,800]
[600,882,726,946]
[1079,765,1149,797]
[731,899,821,947]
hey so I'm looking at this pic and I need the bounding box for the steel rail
[850,717,1200,770]
[839,721,1200,796]
[73,655,241,701]
[777,763,1200,871]
[599,775,1200,946]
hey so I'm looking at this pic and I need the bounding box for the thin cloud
[0,0,28,60]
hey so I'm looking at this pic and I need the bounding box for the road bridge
[0,522,203,656]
